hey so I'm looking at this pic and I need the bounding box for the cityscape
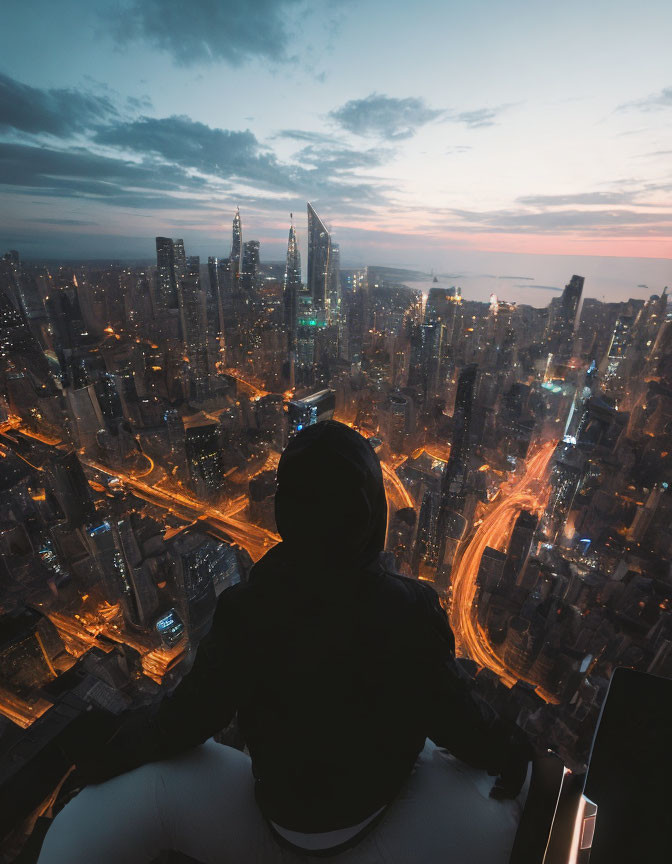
[0,200,670,849]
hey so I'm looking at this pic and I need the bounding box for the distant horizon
[10,241,669,307]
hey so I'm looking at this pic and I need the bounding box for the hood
[274,420,387,568]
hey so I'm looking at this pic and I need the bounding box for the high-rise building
[502,510,538,587]
[64,384,106,450]
[231,208,242,278]
[240,241,260,292]
[45,451,96,530]
[178,260,211,403]
[155,237,185,309]
[0,285,51,382]
[286,389,335,435]
[435,364,479,585]
[185,419,223,499]
[307,203,332,313]
[425,285,463,353]
[208,256,234,361]
[546,275,584,361]
[283,219,301,388]
[328,242,340,316]
[413,488,441,571]
[450,363,479,464]
[602,313,635,397]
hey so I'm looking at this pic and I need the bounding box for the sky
[0,0,671,302]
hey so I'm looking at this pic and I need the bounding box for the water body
[399,250,671,308]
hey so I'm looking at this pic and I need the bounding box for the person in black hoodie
[40,420,531,863]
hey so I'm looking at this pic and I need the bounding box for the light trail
[449,440,559,703]
[220,367,269,398]
[381,462,414,511]
[84,458,279,562]
[132,451,154,479]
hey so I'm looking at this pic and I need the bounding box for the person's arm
[63,585,243,785]
[422,587,532,796]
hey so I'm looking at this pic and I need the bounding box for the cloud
[517,192,631,206]
[0,72,117,137]
[26,218,97,226]
[94,114,392,203]
[441,206,672,236]
[329,93,444,140]
[110,0,306,66]
[0,118,390,218]
[0,141,213,209]
[453,108,499,128]
[515,284,563,292]
[95,116,271,179]
[329,93,511,139]
[619,86,672,112]
[273,129,338,144]
[295,143,391,171]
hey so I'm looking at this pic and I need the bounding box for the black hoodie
[70,421,530,832]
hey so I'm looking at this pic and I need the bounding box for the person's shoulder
[380,569,441,611]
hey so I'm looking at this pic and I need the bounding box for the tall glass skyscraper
[307,203,331,314]
[547,274,584,361]
[240,240,260,291]
[284,219,301,388]
[155,236,185,309]
[231,208,242,278]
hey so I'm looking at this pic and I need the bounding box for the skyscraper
[327,241,340,316]
[547,275,584,361]
[155,237,186,309]
[185,419,223,500]
[502,510,538,587]
[178,258,211,403]
[0,284,50,382]
[240,241,260,292]
[231,208,242,279]
[283,219,301,388]
[435,363,479,586]
[449,363,479,465]
[307,203,332,314]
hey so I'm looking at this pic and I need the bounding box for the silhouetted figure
[41,421,530,863]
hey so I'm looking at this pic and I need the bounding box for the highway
[219,367,269,398]
[449,440,560,703]
[84,458,280,562]
[381,462,414,511]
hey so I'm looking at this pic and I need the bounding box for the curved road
[449,440,559,703]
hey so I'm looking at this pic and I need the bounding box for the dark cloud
[0,72,117,137]
[95,116,271,179]
[295,143,391,171]
[94,114,392,203]
[110,0,305,66]
[274,129,338,144]
[0,142,213,209]
[329,94,444,140]
[329,93,510,139]
[619,86,672,112]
